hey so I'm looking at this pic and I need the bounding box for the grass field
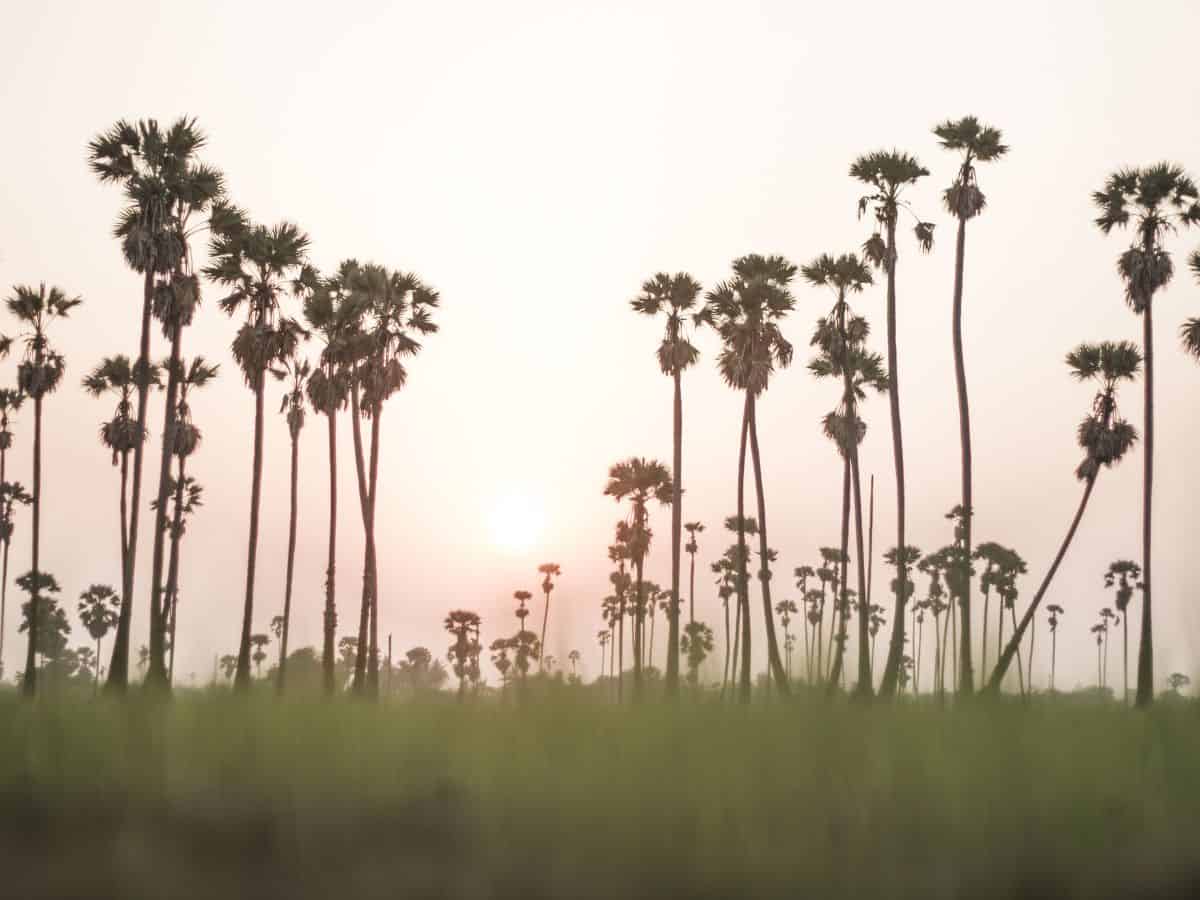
[1,688,1198,899]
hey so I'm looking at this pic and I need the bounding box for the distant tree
[0,480,32,679]
[219,654,237,681]
[444,610,483,698]
[684,522,705,626]
[1104,560,1142,704]
[250,633,270,678]
[1166,672,1191,695]
[1046,604,1064,691]
[276,353,310,695]
[681,621,714,689]
[775,598,798,682]
[77,585,119,692]
[536,563,561,672]
[1098,608,1118,690]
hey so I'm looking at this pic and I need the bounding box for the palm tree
[882,545,918,682]
[276,354,310,695]
[934,116,1008,695]
[988,341,1141,690]
[699,255,797,701]
[1166,672,1191,695]
[1104,560,1141,705]
[205,213,310,691]
[537,563,561,672]
[604,457,672,700]
[6,283,80,696]
[632,272,703,697]
[78,585,120,693]
[596,629,610,681]
[804,252,888,698]
[88,118,225,691]
[1093,164,1200,707]
[681,621,714,688]
[1045,604,1064,691]
[1183,251,1200,358]
[775,598,798,682]
[851,150,935,698]
[444,610,482,699]
[0,482,31,679]
[0,388,23,671]
[250,633,270,678]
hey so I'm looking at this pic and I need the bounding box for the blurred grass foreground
[1,689,1199,899]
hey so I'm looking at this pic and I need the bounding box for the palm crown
[6,284,81,401]
[631,272,703,375]
[83,355,162,463]
[851,150,935,264]
[934,116,1008,220]
[1065,341,1140,479]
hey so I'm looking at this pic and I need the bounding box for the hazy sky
[2,0,1198,691]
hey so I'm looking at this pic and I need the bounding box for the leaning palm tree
[205,214,310,691]
[631,272,703,697]
[699,255,797,701]
[6,283,80,696]
[1093,163,1200,707]
[988,341,1141,690]
[851,150,935,698]
[536,563,561,672]
[1104,560,1141,705]
[275,353,310,695]
[89,118,225,691]
[604,457,672,700]
[933,116,1008,696]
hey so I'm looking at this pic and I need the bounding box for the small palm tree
[276,354,310,695]
[218,654,237,681]
[775,598,798,682]
[1093,163,1200,706]
[0,387,23,674]
[1046,604,1064,691]
[1099,607,1118,690]
[536,563,561,672]
[250,633,271,678]
[1104,560,1142,705]
[5,283,81,696]
[681,621,715,689]
[77,584,119,693]
[1166,672,1191,695]
[444,610,483,698]
[684,522,705,626]
[596,629,610,681]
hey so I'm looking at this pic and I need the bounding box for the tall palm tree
[1093,164,1200,707]
[537,563,561,671]
[275,354,310,695]
[0,388,25,677]
[631,272,702,697]
[1045,604,1064,691]
[851,151,935,698]
[804,253,888,698]
[5,283,80,696]
[604,457,672,700]
[78,585,119,693]
[934,116,1008,696]
[988,341,1141,689]
[684,521,704,625]
[205,214,310,691]
[1184,251,1200,358]
[1104,560,1141,705]
[89,118,225,691]
[699,255,797,701]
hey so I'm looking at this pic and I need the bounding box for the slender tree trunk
[1136,302,1154,707]
[849,441,872,699]
[1123,616,1129,705]
[1028,613,1036,693]
[21,393,43,696]
[736,394,752,703]
[1,440,8,679]
[666,367,683,697]
[748,396,789,694]
[322,403,338,695]
[981,590,990,679]
[730,594,741,697]
[164,453,188,686]
[688,551,696,626]
[633,556,645,701]
[617,596,625,702]
[827,457,852,692]
[1050,632,1057,692]
[277,428,299,696]
[366,409,381,696]
[348,382,371,694]
[986,473,1098,691]
[915,612,923,694]
[648,604,656,669]
[539,590,551,673]
[951,215,975,696]
[107,267,155,692]
[119,449,130,590]
[234,373,266,691]
[95,637,101,695]
[1010,605,1025,696]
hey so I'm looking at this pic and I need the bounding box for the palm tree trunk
[951,215,975,696]
[277,428,299,696]
[1123,616,1129,705]
[981,590,990,678]
[234,374,266,691]
[366,409,381,697]
[1050,632,1057,692]
[617,596,625,702]
[1009,605,1025,697]
[107,267,155,692]
[1136,302,1154,707]
[633,556,645,701]
[164,454,187,686]
[648,604,656,669]
[827,457,852,692]
[666,367,683,697]
[348,382,371,694]
[730,595,741,695]
[1,440,8,679]
[848,441,872,699]
[736,393,752,703]
[1028,613,1036,693]
[688,550,696,626]
[748,396,789,695]
[915,613,923,694]
[21,393,43,696]
[986,472,1098,691]
[95,637,102,695]
[539,590,550,672]
[322,402,338,695]
[119,449,130,590]
[145,321,182,690]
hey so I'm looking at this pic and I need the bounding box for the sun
[489,490,544,553]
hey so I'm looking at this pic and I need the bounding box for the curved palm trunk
[748,396,789,694]
[951,215,975,696]
[633,557,645,701]
[348,383,371,694]
[234,373,266,691]
[848,438,872,698]
[277,426,300,695]
[107,268,155,692]
[164,454,188,685]
[736,394,752,703]
[666,368,683,697]
[21,392,43,696]
[730,595,741,696]
[539,591,551,672]
[1028,614,1036,693]
[366,409,381,697]
[986,472,1098,691]
[1009,605,1025,696]
[1136,303,1154,707]
[322,404,338,695]
[827,457,852,692]
[145,321,182,691]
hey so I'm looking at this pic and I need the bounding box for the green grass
[1,689,1198,899]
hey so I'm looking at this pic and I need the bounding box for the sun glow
[489,491,545,553]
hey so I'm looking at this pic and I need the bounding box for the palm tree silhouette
[250,633,270,678]
[684,522,705,626]
[0,481,31,679]
[1104,560,1142,704]
[77,584,119,694]
[681,621,714,689]
[1093,163,1199,706]
[604,458,671,700]
[700,255,798,701]
[206,211,310,691]
[275,354,310,695]
[536,563,561,672]
[1184,251,1200,357]
[1045,604,1064,692]
[851,150,935,698]
[632,272,703,697]
[934,115,1009,696]
[596,629,610,681]
[6,283,81,696]
[444,610,482,699]
[0,387,23,672]
[88,118,225,691]
[988,341,1141,690]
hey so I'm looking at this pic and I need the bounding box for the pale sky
[1,0,1197,691]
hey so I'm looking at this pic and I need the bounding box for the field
[2,689,1198,899]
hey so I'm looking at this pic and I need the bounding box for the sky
[1,0,1198,692]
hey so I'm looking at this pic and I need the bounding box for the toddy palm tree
[1104,560,1142,704]
[0,482,31,678]
[631,272,703,696]
[205,213,310,691]
[1045,604,1064,692]
[988,341,1141,690]
[596,629,610,680]
[6,283,81,696]
[250,633,270,678]
[88,118,225,691]
[444,610,482,699]
[934,116,1008,695]
[0,388,22,667]
[851,150,935,698]
[699,255,797,701]
[537,563,561,672]
[275,354,310,695]
[77,585,119,693]
[1093,164,1200,706]
[604,456,672,700]
[684,522,705,626]
[1184,251,1200,358]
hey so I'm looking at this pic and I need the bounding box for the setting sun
[489,491,545,553]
